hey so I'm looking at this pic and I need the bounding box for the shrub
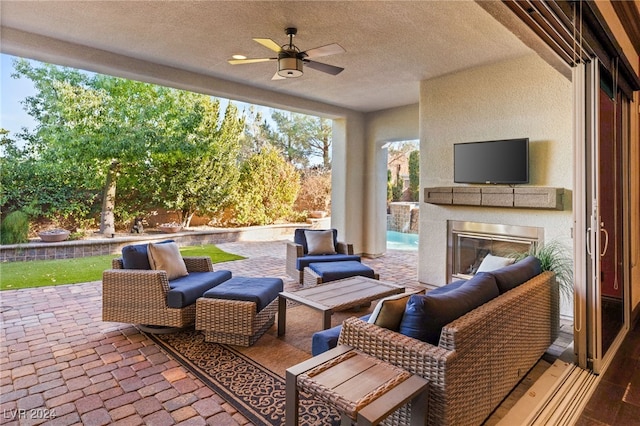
[409,150,420,201]
[294,168,331,213]
[1,210,30,244]
[229,145,301,226]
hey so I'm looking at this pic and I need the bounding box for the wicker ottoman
[303,260,379,288]
[195,276,283,346]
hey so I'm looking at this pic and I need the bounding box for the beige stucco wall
[419,54,573,291]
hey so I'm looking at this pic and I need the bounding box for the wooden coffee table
[277,276,404,335]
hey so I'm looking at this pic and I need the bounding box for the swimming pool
[386,230,419,250]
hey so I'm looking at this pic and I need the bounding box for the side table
[286,345,428,426]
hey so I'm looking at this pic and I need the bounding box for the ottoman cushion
[203,277,283,312]
[296,254,361,271]
[309,260,375,282]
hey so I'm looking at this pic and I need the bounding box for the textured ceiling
[1,1,534,113]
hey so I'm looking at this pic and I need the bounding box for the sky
[1,54,38,136]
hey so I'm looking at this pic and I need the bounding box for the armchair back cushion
[294,228,338,254]
[148,241,188,280]
[121,240,174,270]
[398,272,499,345]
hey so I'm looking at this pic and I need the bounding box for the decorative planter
[309,210,328,219]
[158,225,182,233]
[38,229,70,242]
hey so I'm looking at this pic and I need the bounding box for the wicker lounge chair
[103,256,228,329]
[286,228,359,283]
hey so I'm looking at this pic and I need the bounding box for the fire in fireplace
[447,221,544,281]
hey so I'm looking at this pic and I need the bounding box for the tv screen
[454,138,529,184]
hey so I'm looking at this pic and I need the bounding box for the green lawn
[0,244,244,290]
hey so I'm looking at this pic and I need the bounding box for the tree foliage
[229,145,301,226]
[269,111,332,169]
[409,150,420,201]
[5,58,247,230]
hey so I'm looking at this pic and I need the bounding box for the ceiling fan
[228,27,345,80]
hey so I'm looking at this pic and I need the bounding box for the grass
[0,244,244,291]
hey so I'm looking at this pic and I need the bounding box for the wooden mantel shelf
[423,186,564,210]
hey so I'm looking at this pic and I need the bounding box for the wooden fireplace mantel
[423,186,564,210]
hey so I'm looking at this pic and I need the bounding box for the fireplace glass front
[448,221,543,281]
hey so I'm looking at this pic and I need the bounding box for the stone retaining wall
[387,202,419,234]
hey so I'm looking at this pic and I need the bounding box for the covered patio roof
[1,1,549,115]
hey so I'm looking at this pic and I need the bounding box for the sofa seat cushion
[121,239,174,270]
[312,314,371,356]
[309,260,374,282]
[490,255,542,293]
[202,276,283,312]
[398,272,499,345]
[167,270,232,309]
[296,254,361,271]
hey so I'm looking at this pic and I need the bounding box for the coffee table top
[280,276,404,312]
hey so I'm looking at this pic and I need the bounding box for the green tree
[269,111,332,168]
[10,59,246,232]
[231,145,301,226]
[147,101,244,226]
[409,150,420,201]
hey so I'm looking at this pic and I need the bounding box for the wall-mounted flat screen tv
[454,138,529,184]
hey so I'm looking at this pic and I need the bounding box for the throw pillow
[147,242,188,280]
[121,239,174,269]
[367,292,417,331]
[476,254,515,273]
[305,229,337,255]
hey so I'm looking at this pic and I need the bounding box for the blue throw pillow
[121,240,174,270]
[490,255,542,293]
[398,272,499,345]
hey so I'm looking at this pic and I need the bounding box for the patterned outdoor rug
[144,306,367,425]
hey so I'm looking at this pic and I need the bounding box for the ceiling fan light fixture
[277,56,303,78]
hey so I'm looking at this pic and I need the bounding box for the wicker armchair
[286,228,358,283]
[102,256,214,328]
[338,271,558,425]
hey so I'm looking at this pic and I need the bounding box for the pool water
[386,230,419,250]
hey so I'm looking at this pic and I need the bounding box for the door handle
[600,222,609,257]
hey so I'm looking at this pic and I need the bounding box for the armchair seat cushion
[296,254,361,271]
[167,270,232,309]
[202,276,283,312]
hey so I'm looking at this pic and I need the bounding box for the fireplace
[447,221,544,282]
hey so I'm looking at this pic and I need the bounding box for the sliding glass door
[574,59,629,374]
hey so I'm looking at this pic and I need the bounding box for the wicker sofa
[337,265,559,425]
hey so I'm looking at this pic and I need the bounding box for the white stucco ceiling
[1,1,536,113]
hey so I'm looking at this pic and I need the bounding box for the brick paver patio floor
[0,240,419,425]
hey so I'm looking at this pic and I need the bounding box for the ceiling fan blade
[271,72,286,81]
[302,43,345,59]
[228,57,276,65]
[304,60,344,75]
[253,38,283,53]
